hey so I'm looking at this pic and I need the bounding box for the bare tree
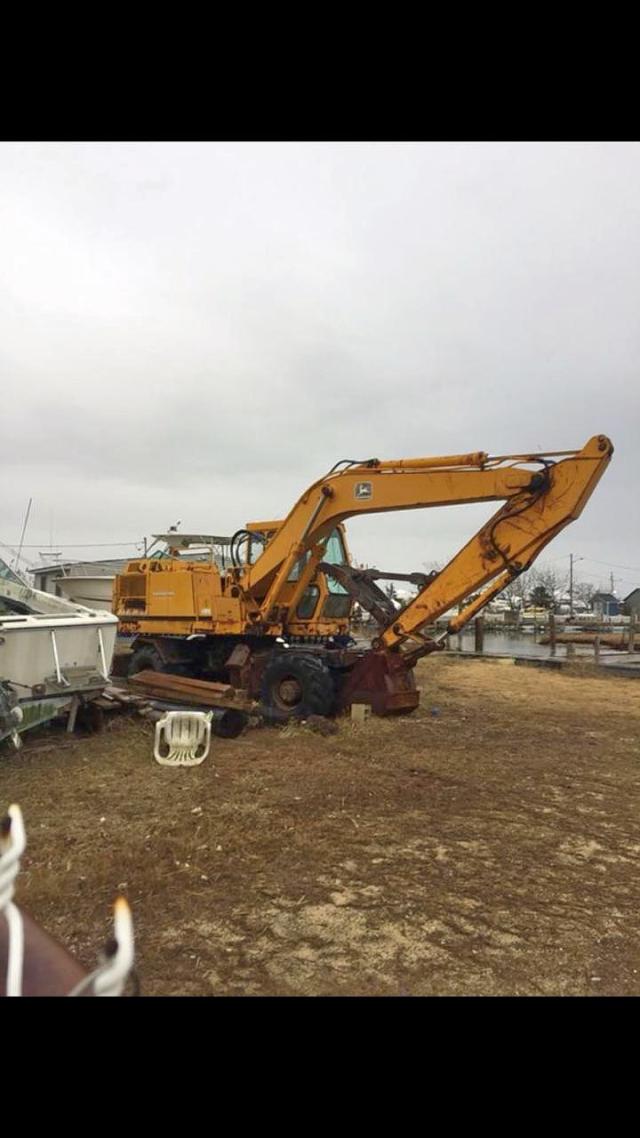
[526,566,567,611]
[499,571,530,613]
[573,580,596,606]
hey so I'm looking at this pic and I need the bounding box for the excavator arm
[377,434,613,653]
[247,435,613,650]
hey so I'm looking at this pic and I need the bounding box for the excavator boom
[379,434,613,651]
[247,435,613,652]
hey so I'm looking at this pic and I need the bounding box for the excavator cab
[242,521,353,632]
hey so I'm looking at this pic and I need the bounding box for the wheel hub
[274,677,303,709]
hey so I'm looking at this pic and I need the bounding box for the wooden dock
[448,650,640,678]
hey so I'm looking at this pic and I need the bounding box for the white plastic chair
[153,710,213,766]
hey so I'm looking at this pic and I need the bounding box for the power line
[4,541,145,549]
[538,552,573,565]
[580,557,640,573]
[605,575,640,589]
[0,540,38,562]
[535,553,640,575]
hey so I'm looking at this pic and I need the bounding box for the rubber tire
[127,644,166,678]
[260,653,336,721]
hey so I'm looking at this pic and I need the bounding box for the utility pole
[569,553,574,618]
[569,554,584,620]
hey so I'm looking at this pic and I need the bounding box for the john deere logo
[355,481,372,500]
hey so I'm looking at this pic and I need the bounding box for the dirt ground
[2,655,640,996]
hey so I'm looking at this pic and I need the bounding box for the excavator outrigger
[114,434,613,718]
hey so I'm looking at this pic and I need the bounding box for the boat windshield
[0,594,32,615]
[0,557,24,586]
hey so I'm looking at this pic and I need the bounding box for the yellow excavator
[114,434,613,718]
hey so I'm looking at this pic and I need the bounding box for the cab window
[322,529,348,595]
[288,550,310,581]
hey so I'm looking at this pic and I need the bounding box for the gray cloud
[1,142,638,593]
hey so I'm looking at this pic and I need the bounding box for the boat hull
[0,580,118,745]
[56,575,115,612]
[0,613,117,691]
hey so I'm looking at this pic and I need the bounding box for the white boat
[32,559,127,614]
[32,541,233,613]
[0,566,118,748]
[56,574,115,611]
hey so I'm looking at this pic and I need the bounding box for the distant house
[623,588,640,618]
[591,592,621,618]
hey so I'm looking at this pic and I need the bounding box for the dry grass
[2,655,640,996]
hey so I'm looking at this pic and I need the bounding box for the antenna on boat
[13,498,32,573]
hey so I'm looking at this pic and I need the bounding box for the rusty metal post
[474,616,484,654]
[628,615,636,654]
[549,612,556,657]
[66,695,80,734]
[594,635,601,664]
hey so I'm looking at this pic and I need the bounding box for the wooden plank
[130,671,235,696]
[138,686,254,711]
[128,671,254,711]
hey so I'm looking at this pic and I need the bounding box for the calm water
[454,627,634,665]
[352,625,635,666]
[354,626,598,658]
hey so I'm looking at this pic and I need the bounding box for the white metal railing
[1,804,135,997]
[49,630,70,686]
[0,805,26,996]
[67,898,135,997]
[97,627,109,681]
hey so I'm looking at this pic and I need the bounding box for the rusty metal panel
[335,649,419,716]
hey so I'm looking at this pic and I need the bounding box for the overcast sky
[1,142,638,595]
